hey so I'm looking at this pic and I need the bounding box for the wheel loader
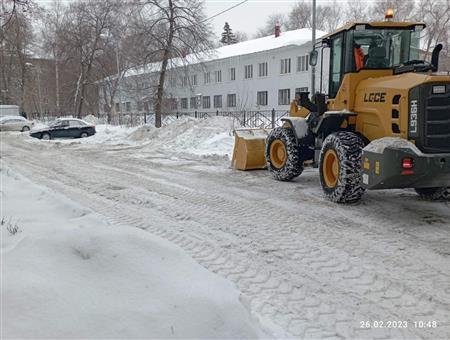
[232,19,450,203]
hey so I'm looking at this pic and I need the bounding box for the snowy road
[2,129,450,339]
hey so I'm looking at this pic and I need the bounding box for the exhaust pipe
[431,43,443,72]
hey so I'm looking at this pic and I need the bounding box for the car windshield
[350,26,422,69]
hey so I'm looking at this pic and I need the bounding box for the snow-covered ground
[1,165,265,338]
[2,118,450,339]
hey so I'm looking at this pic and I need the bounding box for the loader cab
[324,22,425,98]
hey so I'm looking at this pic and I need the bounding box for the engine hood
[357,72,450,92]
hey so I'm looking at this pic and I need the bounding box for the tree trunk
[154,0,175,128]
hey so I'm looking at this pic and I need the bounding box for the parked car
[30,118,96,140]
[0,116,34,132]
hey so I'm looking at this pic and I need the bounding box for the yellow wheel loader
[232,20,450,203]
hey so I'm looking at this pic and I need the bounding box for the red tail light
[402,157,414,169]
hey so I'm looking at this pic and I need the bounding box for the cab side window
[329,33,344,98]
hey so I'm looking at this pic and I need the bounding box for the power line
[201,0,249,23]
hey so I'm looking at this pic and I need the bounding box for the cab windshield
[349,27,422,70]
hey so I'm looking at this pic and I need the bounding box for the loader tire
[319,131,365,203]
[415,187,449,200]
[265,127,303,181]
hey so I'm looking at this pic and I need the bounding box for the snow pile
[1,166,265,339]
[25,117,238,159]
[145,117,235,157]
[126,117,236,158]
[82,114,102,125]
[364,137,423,154]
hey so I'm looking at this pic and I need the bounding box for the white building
[99,28,328,118]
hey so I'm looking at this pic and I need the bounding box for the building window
[182,76,188,86]
[181,98,188,109]
[191,74,197,86]
[203,96,211,109]
[230,67,236,81]
[115,103,120,112]
[280,58,291,74]
[297,55,309,72]
[125,102,131,112]
[190,97,198,109]
[278,89,290,105]
[257,91,268,106]
[169,77,176,87]
[204,72,210,84]
[213,95,222,108]
[214,70,222,83]
[170,99,178,110]
[258,62,268,77]
[137,101,143,111]
[295,87,308,95]
[244,64,253,79]
[144,101,150,112]
[227,94,236,107]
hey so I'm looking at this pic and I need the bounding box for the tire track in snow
[3,136,450,339]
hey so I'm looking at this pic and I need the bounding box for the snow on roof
[212,28,326,60]
[121,28,327,79]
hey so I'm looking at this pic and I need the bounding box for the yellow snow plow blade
[231,128,270,170]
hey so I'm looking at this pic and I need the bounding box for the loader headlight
[432,85,446,94]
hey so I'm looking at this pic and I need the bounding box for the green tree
[220,22,237,45]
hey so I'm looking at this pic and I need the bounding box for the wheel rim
[42,134,50,140]
[270,139,287,169]
[81,133,87,138]
[323,149,339,188]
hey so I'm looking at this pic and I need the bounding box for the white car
[0,116,34,132]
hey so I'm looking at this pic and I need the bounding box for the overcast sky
[203,0,295,38]
[35,0,298,38]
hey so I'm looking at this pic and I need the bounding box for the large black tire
[265,127,303,181]
[415,187,449,200]
[319,131,365,203]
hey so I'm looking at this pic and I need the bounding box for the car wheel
[80,132,88,138]
[41,133,51,140]
[21,126,30,132]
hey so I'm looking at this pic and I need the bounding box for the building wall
[103,41,329,116]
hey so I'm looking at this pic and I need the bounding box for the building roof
[122,28,327,78]
[321,21,425,39]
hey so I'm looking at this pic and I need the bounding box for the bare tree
[57,0,123,118]
[254,13,288,38]
[344,0,372,23]
[371,0,416,21]
[1,0,32,28]
[415,0,450,59]
[134,0,214,128]
[287,0,344,32]
[287,1,311,30]
[234,30,248,43]
[0,11,33,109]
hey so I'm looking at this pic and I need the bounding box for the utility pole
[55,56,60,114]
[311,0,316,96]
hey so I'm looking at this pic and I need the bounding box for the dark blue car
[30,118,96,140]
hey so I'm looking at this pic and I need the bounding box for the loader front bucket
[231,129,270,170]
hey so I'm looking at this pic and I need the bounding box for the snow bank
[24,117,238,159]
[137,117,235,158]
[82,114,102,125]
[1,166,265,339]
[364,137,423,154]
